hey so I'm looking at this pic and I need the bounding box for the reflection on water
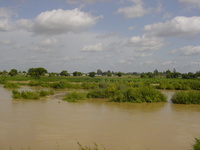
[0,85,200,150]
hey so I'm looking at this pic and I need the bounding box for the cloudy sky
[0,0,200,73]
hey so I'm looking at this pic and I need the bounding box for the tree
[116,72,122,77]
[153,69,159,76]
[107,70,112,77]
[60,70,70,76]
[88,72,96,77]
[28,67,47,78]
[73,71,82,76]
[140,73,147,78]
[9,69,18,76]
[96,69,102,76]
[2,70,8,75]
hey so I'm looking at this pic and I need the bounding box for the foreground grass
[171,91,200,104]
[8,138,200,150]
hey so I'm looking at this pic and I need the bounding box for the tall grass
[171,91,200,104]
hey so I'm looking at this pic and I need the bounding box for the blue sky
[0,0,200,73]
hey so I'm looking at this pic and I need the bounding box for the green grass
[171,91,200,104]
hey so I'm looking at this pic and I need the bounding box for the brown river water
[0,85,200,150]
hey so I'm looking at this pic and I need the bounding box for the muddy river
[0,85,200,150]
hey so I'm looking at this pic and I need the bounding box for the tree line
[0,67,200,79]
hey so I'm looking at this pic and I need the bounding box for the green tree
[88,72,96,77]
[73,71,82,76]
[116,72,122,77]
[96,69,102,76]
[107,70,112,77]
[140,73,147,78]
[153,69,159,76]
[60,70,70,76]
[28,67,47,78]
[2,70,8,75]
[9,69,18,76]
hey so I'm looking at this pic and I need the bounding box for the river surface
[0,85,200,150]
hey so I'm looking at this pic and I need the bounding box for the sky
[0,0,200,73]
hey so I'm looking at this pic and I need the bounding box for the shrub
[111,86,167,103]
[4,82,20,88]
[21,91,39,99]
[39,90,54,97]
[28,80,50,87]
[193,138,200,150]
[62,91,87,102]
[50,81,81,89]
[171,91,200,104]
[12,90,54,99]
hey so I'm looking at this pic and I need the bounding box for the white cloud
[32,8,103,35]
[116,3,149,18]
[128,34,164,51]
[0,40,11,45]
[128,26,135,30]
[16,19,33,30]
[66,0,110,4]
[163,12,172,19]
[175,46,200,55]
[41,38,58,46]
[140,60,156,65]
[179,0,200,8]
[82,43,103,52]
[162,60,177,66]
[0,19,13,31]
[144,16,200,37]
[190,61,200,65]
[0,7,14,18]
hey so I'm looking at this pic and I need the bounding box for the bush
[50,81,81,89]
[4,82,20,88]
[28,80,50,87]
[62,91,87,102]
[171,91,200,104]
[193,138,200,150]
[39,90,54,97]
[12,90,54,99]
[111,86,167,103]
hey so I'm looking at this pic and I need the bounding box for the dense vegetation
[63,91,87,102]
[0,67,200,104]
[12,90,54,99]
[193,138,200,150]
[171,91,200,104]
